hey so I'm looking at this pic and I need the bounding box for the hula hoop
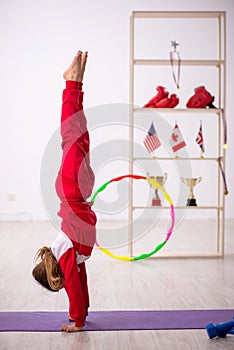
[91,174,175,261]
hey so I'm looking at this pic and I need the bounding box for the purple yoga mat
[0,310,233,332]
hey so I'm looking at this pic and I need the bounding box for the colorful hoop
[91,174,175,261]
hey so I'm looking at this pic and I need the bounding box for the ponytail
[32,246,65,292]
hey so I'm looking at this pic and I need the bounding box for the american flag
[196,121,205,153]
[143,122,161,153]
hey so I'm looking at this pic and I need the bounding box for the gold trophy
[147,173,168,206]
[181,177,202,206]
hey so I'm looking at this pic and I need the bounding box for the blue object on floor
[206,317,234,339]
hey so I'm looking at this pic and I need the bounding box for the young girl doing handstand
[32,51,96,333]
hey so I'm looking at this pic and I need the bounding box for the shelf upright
[128,12,134,257]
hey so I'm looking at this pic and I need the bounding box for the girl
[32,51,97,333]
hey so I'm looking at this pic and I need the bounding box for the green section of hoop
[133,241,167,261]
[90,180,111,204]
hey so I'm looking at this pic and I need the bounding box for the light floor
[0,219,234,350]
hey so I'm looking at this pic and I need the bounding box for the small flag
[170,122,186,152]
[196,121,205,154]
[143,122,161,153]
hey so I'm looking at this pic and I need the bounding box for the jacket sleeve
[59,247,86,327]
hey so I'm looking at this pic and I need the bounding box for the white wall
[0,0,233,221]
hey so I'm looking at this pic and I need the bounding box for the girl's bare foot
[63,50,88,82]
[61,323,83,333]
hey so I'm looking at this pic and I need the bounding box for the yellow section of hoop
[146,177,173,205]
[98,245,134,261]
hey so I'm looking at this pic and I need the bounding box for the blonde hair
[32,246,65,292]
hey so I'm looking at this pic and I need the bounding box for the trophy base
[152,199,161,206]
[187,198,197,206]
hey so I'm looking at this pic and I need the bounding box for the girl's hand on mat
[68,314,74,322]
[61,323,83,332]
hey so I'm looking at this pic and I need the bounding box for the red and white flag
[195,121,205,154]
[143,122,161,153]
[170,122,186,152]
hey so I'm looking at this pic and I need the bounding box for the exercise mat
[0,310,233,332]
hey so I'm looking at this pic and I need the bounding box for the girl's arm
[51,233,87,329]
[59,247,86,328]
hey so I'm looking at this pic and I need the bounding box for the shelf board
[133,59,224,67]
[132,206,223,210]
[132,11,225,19]
[133,157,221,161]
[133,107,222,114]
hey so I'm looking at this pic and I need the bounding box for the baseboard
[0,212,32,222]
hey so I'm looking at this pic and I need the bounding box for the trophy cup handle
[196,176,202,185]
[181,177,186,185]
[163,172,168,184]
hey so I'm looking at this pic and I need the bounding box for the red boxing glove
[186,86,215,108]
[167,94,179,108]
[155,93,179,108]
[144,86,168,108]
[155,97,170,108]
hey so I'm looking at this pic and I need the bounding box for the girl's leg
[55,52,94,202]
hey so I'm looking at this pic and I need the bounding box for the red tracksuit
[51,80,96,328]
